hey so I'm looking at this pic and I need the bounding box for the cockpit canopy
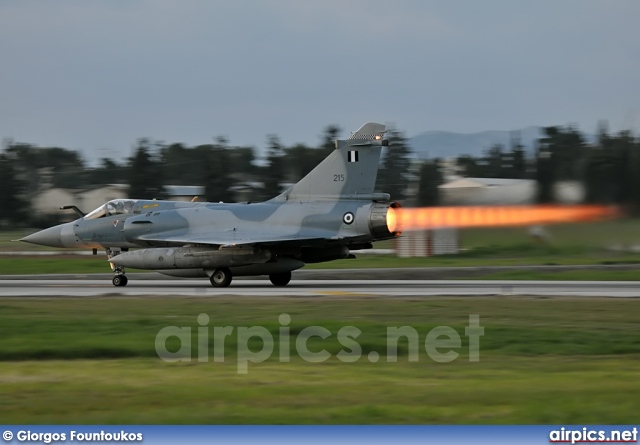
[84,199,137,220]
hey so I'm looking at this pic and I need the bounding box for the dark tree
[456,155,482,177]
[284,143,330,182]
[4,143,41,195]
[584,129,640,209]
[91,158,128,185]
[533,126,586,203]
[128,139,165,199]
[261,134,285,199]
[0,153,28,225]
[319,125,341,152]
[535,145,555,203]
[281,125,342,183]
[484,144,506,178]
[508,143,528,179]
[42,147,87,188]
[456,141,529,180]
[584,147,616,203]
[6,143,88,192]
[203,137,235,203]
[160,143,206,186]
[376,129,413,201]
[417,159,443,207]
[627,136,640,213]
[539,126,586,181]
[228,146,257,176]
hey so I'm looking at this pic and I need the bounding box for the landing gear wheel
[112,275,128,287]
[210,268,232,288]
[269,271,291,287]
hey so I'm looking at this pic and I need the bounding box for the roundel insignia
[343,212,354,225]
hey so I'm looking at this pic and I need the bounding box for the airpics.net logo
[549,427,638,444]
[154,314,484,374]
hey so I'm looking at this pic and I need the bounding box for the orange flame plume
[394,205,619,232]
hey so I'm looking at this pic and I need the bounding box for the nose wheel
[107,247,128,287]
[112,275,128,287]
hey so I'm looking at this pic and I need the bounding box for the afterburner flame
[399,205,619,231]
[386,206,397,233]
[386,204,402,234]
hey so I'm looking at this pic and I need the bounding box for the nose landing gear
[112,274,128,287]
[107,248,128,287]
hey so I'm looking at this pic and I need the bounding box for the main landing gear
[210,267,232,288]
[208,269,292,287]
[269,271,291,286]
[107,248,128,287]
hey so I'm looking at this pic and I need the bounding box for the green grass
[2,356,638,424]
[463,218,640,249]
[0,256,145,275]
[0,256,117,275]
[1,296,640,423]
[0,229,60,251]
[4,253,640,276]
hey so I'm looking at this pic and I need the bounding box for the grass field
[1,296,639,423]
[4,252,640,277]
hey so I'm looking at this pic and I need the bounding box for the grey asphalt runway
[1,278,639,297]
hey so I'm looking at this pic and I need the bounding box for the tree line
[2,122,639,227]
[0,126,414,226]
[448,124,640,211]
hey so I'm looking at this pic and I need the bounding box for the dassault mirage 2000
[20,122,402,287]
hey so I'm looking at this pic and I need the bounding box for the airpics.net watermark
[155,314,484,374]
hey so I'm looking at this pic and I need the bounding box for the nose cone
[20,223,75,248]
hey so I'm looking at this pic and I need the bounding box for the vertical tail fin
[271,122,387,202]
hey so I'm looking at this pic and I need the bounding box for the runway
[1,278,639,297]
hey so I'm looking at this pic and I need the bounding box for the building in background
[439,178,536,206]
[439,177,584,206]
[395,229,459,257]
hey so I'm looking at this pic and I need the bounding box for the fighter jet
[20,122,402,287]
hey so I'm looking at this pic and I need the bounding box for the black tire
[112,275,128,287]
[210,268,232,288]
[269,271,291,287]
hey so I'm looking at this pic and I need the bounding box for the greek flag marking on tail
[348,150,359,163]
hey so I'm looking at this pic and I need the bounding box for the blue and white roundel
[343,212,354,225]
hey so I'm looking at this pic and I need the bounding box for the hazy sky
[1,1,639,163]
